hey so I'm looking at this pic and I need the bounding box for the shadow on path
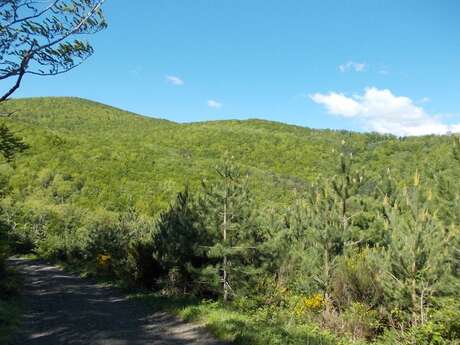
[7,258,223,345]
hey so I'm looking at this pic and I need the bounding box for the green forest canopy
[1,97,456,216]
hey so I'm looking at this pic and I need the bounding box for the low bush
[331,248,385,310]
[0,230,22,344]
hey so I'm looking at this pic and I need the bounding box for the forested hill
[1,97,456,216]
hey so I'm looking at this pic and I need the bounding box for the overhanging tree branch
[0,0,107,102]
[2,0,59,28]
[0,47,31,102]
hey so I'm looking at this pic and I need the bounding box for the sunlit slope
[2,97,454,215]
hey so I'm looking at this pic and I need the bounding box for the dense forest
[1,97,460,344]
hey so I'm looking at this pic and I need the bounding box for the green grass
[129,293,356,345]
[0,268,23,344]
[0,298,22,344]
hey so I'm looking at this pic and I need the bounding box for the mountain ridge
[1,97,454,216]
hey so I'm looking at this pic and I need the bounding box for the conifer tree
[331,141,365,237]
[278,143,367,300]
[446,137,460,297]
[154,187,210,290]
[0,123,28,162]
[382,171,453,327]
[308,143,365,295]
[199,155,259,301]
[453,136,460,163]
[306,181,344,304]
[275,198,311,288]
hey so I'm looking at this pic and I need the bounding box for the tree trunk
[223,193,228,303]
[411,260,418,326]
[324,246,331,313]
[342,197,348,232]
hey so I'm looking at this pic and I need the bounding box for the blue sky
[13,0,460,135]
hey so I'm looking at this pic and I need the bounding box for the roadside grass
[0,267,23,344]
[55,260,136,291]
[129,293,350,345]
[22,255,361,345]
[0,298,22,344]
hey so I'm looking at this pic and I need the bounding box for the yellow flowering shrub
[97,254,111,269]
[294,293,325,318]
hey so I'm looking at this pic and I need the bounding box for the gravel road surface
[7,258,223,345]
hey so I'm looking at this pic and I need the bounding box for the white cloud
[310,93,362,118]
[339,61,366,73]
[310,87,460,136]
[165,75,184,86]
[207,100,222,109]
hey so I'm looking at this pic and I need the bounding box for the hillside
[2,97,460,345]
[1,97,455,215]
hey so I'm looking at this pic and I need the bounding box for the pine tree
[277,143,367,300]
[306,181,344,304]
[199,155,259,301]
[0,124,28,162]
[153,186,210,290]
[382,171,453,327]
[331,141,366,238]
[453,136,460,163]
[310,143,365,297]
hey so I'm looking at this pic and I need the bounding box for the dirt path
[7,258,224,345]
